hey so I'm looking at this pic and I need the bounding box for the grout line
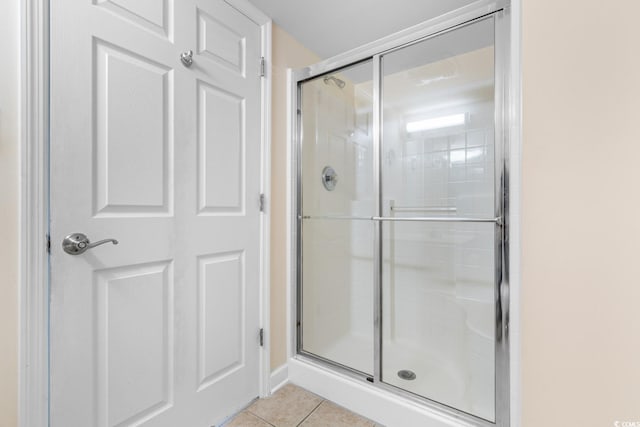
[248,411,277,427]
[218,396,261,427]
[244,409,276,427]
[295,399,325,426]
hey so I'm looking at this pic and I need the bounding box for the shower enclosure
[292,4,509,426]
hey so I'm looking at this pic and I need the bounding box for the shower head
[323,75,346,89]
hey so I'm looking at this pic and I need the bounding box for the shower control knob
[322,166,338,191]
[180,50,194,67]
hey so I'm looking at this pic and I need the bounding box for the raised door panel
[94,261,174,427]
[197,251,245,391]
[94,0,173,40]
[197,80,244,215]
[94,40,174,217]
[197,8,245,77]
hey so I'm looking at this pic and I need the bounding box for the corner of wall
[269,24,320,373]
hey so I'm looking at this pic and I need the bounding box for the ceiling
[246,0,478,59]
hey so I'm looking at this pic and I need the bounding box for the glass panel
[381,19,495,220]
[301,61,374,218]
[381,222,496,420]
[299,61,374,374]
[380,18,496,421]
[301,219,374,374]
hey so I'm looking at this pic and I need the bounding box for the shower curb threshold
[288,357,481,427]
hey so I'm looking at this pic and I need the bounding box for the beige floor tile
[225,411,273,427]
[299,401,375,427]
[246,384,323,427]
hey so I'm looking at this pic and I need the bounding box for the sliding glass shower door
[379,19,498,421]
[296,13,506,425]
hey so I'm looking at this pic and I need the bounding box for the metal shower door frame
[290,1,511,426]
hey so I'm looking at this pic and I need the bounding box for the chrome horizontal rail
[390,206,457,213]
[300,214,502,224]
[299,215,372,221]
[374,216,502,224]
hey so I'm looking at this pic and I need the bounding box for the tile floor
[224,383,383,427]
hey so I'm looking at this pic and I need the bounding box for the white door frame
[19,1,272,426]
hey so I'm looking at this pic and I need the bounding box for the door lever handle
[62,233,119,255]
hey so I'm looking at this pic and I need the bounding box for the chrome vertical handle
[62,233,119,255]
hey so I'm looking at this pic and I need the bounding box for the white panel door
[49,0,263,426]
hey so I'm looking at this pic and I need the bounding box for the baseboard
[269,364,288,394]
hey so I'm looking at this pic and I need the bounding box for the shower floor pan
[309,332,493,421]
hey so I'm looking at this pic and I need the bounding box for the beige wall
[269,25,320,371]
[521,1,640,426]
[0,0,20,425]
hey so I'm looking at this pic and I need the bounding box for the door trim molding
[19,0,49,426]
[19,2,273,425]
[507,1,522,424]
[261,19,273,397]
[224,0,274,398]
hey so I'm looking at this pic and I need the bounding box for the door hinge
[46,234,51,254]
[259,56,265,78]
[259,193,266,212]
[259,328,264,347]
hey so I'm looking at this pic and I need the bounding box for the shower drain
[397,369,416,381]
